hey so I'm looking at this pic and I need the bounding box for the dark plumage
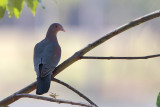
[34,23,65,95]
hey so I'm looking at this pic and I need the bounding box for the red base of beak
[61,28,65,32]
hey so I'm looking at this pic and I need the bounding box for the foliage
[157,92,160,107]
[25,0,38,15]
[0,0,44,19]
[0,0,7,19]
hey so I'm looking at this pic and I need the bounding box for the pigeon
[34,23,65,95]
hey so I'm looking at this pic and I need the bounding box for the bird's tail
[36,74,51,95]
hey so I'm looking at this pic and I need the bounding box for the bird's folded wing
[39,63,55,77]
[34,41,61,77]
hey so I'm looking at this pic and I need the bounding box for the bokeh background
[0,0,160,107]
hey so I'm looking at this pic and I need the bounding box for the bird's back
[34,39,61,77]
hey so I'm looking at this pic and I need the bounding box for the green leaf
[157,92,160,107]
[0,0,8,19]
[25,0,38,15]
[6,0,25,18]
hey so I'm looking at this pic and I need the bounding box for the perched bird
[34,23,65,95]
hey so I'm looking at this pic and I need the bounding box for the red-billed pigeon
[34,23,65,95]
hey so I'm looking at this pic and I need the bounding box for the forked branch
[52,78,98,107]
[16,94,94,107]
[53,9,160,77]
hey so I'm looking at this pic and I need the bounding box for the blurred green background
[0,0,160,107]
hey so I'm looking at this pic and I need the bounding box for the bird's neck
[46,31,58,42]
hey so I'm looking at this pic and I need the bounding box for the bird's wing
[34,40,61,77]
[34,40,44,77]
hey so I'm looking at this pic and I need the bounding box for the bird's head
[49,23,65,33]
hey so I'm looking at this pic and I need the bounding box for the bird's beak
[61,28,65,32]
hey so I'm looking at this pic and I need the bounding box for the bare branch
[53,9,160,77]
[16,94,94,107]
[0,82,36,106]
[81,54,160,60]
[0,10,160,106]
[52,78,98,107]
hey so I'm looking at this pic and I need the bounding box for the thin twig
[81,54,160,60]
[52,78,98,107]
[16,94,94,107]
[0,10,160,106]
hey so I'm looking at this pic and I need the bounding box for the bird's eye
[55,25,58,28]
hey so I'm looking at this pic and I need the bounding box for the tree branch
[81,54,160,60]
[0,82,36,106]
[16,94,94,107]
[52,78,98,107]
[0,10,160,106]
[53,9,160,77]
